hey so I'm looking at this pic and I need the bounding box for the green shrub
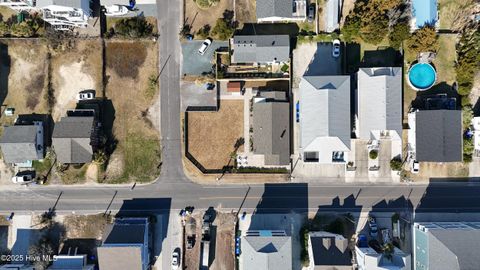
[406,26,438,54]
[389,21,410,49]
[299,226,310,267]
[113,17,153,38]
[360,16,389,44]
[455,28,480,98]
[211,18,234,40]
[194,0,219,9]
[10,21,34,37]
[390,157,402,171]
[341,15,360,42]
[369,150,378,160]
[196,24,210,39]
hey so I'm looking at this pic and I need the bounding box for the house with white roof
[299,75,351,163]
[356,67,402,141]
[0,0,90,29]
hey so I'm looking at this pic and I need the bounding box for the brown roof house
[97,217,151,270]
[52,110,97,164]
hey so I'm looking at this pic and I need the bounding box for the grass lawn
[116,133,161,183]
[187,100,244,170]
[432,34,457,85]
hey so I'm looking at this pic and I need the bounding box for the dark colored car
[308,5,315,22]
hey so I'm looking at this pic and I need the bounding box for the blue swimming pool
[408,63,436,90]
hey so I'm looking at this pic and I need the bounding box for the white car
[332,39,341,58]
[77,90,95,101]
[198,38,212,55]
[12,172,35,184]
[412,160,420,174]
[171,250,180,269]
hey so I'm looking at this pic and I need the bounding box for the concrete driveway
[181,41,228,75]
[303,42,342,76]
[180,82,217,111]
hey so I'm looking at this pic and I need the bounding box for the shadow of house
[99,99,116,155]
[415,184,480,214]
[116,198,171,267]
[235,23,300,39]
[0,226,8,254]
[0,42,10,109]
[361,48,402,68]
[251,183,309,216]
[59,238,102,265]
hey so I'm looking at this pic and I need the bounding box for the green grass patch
[117,133,161,183]
[432,34,457,84]
[32,157,53,175]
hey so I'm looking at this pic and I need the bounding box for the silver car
[332,39,341,58]
[198,38,212,55]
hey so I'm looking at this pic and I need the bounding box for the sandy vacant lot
[235,0,256,26]
[210,213,235,270]
[0,39,49,118]
[185,0,234,34]
[187,100,244,170]
[104,40,161,183]
[51,40,103,121]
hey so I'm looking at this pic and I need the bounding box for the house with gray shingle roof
[307,231,352,270]
[0,121,44,165]
[356,67,402,141]
[256,0,306,22]
[252,98,290,166]
[408,110,462,162]
[299,75,351,163]
[52,115,95,164]
[241,230,292,270]
[231,35,290,64]
[414,222,480,270]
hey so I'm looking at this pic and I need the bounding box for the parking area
[182,41,228,76]
[303,42,343,76]
[356,211,411,254]
[155,213,183,270]
[350,139,396,182]
[180,82,217,111]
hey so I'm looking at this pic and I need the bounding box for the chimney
[322,238,331,249]
[335,237,348,253]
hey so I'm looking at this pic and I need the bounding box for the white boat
[104,5,129,16]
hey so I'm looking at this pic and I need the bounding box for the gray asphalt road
[181,41,228,75]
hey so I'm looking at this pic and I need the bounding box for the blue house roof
[412,0,438,28]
